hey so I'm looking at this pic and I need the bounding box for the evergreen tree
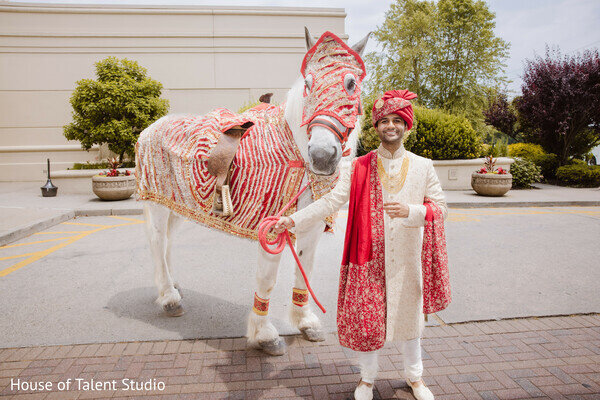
[64,57,169,163]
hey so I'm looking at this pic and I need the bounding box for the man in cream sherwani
[275,90,447,400]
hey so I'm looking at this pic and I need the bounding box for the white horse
[137,29,370,355]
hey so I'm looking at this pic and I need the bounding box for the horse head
[300,28,370,176]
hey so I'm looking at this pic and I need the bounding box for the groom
[275,90,447,400]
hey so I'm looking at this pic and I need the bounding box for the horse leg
[166,211,184,300]
[290,221,326,342]
[144,203,183,317]
[247,248,286,356]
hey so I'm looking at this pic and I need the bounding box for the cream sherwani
[292,144,447,342]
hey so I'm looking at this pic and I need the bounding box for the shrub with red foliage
[483,93,518,140]
[517,47,600,166]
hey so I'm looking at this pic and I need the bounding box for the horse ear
[304,26,316,50]
[351,32,372,57]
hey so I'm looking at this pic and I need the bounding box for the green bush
[237,100,261,113]
[71,161,135,170]
[568,158,587,166]
[556,164,600,187]
[508,143,546,159]
[510,159,543,188]
[64,57,169,162]
[358,98,481,159]
[481,139,508,158]
[405,107,481,160]
[506,143,559,180]
[358,96,381,156]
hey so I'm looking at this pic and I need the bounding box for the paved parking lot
[0,207,598,349]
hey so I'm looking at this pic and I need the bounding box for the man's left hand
[383,202,409,218]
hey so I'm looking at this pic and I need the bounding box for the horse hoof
[164,302,184,317]
[258,337,286,356]
[174,284,183,299]
[300,327,325,342]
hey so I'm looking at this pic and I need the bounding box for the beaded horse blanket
[136,104,338,240]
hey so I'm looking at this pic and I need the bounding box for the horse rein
[257,181,326,314]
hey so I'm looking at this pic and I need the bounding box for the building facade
[0,2,346,181]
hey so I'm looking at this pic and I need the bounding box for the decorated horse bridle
[300,31,366,158]
[306,117,353,157]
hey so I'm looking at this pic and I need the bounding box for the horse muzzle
[307,144,339,176]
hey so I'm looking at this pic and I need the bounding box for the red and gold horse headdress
[300,31,366,131]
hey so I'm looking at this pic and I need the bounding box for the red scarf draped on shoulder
[337,151,387,352]
[422,199,451,314]
[337,151,451,352]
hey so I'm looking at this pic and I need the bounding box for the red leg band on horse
[292,288,309,307]
[253,292,269,316]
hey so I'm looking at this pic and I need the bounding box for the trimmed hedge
[508,143,545,159]
[510,159,543,188]
[404,107,481,160]
[556,164,600,187]
[532,153,559,180]
[358,99,481,159]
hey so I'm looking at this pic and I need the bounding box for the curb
[448,200,600,208]
[74,208,143,217]
[0,208,143,247]
[0,210,75,247]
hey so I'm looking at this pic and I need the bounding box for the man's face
[376,113,407,145]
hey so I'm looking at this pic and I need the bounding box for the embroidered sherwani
[291,144,448,342]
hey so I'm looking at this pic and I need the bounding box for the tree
[483,93,518,140]
[517,47,600,166]
[366,0,509,124]
[365,0,436,100]
[64,57,169,163]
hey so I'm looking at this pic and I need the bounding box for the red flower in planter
[478,168,488,174]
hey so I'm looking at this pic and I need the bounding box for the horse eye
[305,75,313,92]
[344,73,356,95]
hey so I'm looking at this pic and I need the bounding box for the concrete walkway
[1,182,598,246]
[1,315,599,399]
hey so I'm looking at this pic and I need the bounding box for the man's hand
[383,202,409,218]
[273,216,295,234]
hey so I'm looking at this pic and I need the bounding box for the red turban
[372,90,418,130]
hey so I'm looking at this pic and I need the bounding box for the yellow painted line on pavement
[34,231,95,235]
[449,210,600,217]
[62,222,109,227]
[0,252,37,261]
[0,236,74,249]
[108,215,144,223]
[0,218,145,277]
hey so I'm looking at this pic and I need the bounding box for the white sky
[6,0,600,95]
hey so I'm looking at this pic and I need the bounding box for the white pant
[354,337,423,384]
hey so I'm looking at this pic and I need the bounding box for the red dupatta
[422,199,451,314]
[336,151,451,352]
[337,151,387,352]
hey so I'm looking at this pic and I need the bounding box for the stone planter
[471,173,513,196]
[92,174,136,200]
[434,158,515,190]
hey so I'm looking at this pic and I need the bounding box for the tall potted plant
[471,155,513,196]
[63,57,169,198]
[92,158,136,200]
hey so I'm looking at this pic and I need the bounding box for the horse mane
[284,78,309,162]
[284,77,361,164]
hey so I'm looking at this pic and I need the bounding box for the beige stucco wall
[0,2,346,181]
